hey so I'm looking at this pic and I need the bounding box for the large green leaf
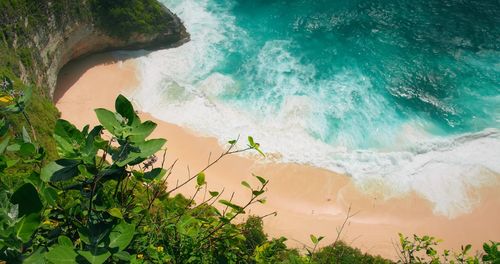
[100,166,126,180]
[115,94,137,125]
[78,223,112,247]
[95,108,122,135]
[15,213,40,242]
[129,120,157,142]
[109,221,135,251]
[83,126,104,161]
[19,142,36,157]
[54,119,84,157]
[54,120,104,164]
[41,159,81,182]
[113,251,131,261]
[45,245,78,263]
[115,138,166,167]
[137,138,166,157]
[58,235,73,247]
[79,248,111,264]
[55,119,84,143]
[23,247,46,264]
[10,183,42,216]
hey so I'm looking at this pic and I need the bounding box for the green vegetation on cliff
[0,0,185,160]
[0,1,85,159]
[0,42,59,160]
[91,0,177,38]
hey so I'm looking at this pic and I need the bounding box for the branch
[136,159,178,227]
[199,180,269,242]
[166,143,252,195]
[332,205,359,247]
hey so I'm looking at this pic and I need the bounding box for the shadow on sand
[54,50,152,103]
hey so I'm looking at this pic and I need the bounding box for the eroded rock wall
[4,1,188,97]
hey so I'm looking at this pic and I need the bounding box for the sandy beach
[55,53,500,259]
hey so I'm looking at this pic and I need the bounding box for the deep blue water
[211,0,499,148]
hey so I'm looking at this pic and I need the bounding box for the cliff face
[0,0,188,157]
[26,2,188,97]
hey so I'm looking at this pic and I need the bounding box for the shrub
[242,216,268,255]
[0,87,271,263]
[397,234,500,264]
[90,0,174,38]
[313,241,391,264]
[0,77,495,263]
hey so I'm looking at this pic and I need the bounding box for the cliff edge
[0,0,188,156]
[1,0,189,97]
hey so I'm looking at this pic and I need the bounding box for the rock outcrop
[4,1,189,97]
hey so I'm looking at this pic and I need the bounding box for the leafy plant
[0,80,48,262]
[0,90,276,263]
[313,241,392,264]
[1,76,495,264]
[308,234,325,261]
[90,0,178,38]
[1,75,36,141]
[482,242,499,264]
[396,234,499,264]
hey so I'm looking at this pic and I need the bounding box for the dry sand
[55,53,500,259]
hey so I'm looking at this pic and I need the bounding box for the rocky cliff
[0,0,188,156]
[1,0,189,97]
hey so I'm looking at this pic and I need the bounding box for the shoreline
[55,53,500,259]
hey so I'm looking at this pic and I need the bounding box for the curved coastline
[54,53,500,259]
[51,0,500,259]
[19,1,189,98]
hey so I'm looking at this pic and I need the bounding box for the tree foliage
[0,77,497,264]
[90,0,175,38]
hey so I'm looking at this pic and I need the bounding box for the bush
[0,77,496,263]
[90,0,174,38]
[313,241,391,264]
[242,216,268,255]
[0,89,271,263]
[397,234,500,264]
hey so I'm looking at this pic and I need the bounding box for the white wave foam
[127,0,500,218]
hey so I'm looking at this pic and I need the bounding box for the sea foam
[126,0,500,218]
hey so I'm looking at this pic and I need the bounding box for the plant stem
[21,110,37,141]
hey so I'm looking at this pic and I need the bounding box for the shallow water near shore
[125,0,500,216]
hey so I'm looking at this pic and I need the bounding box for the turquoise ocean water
[128,0,500,216]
